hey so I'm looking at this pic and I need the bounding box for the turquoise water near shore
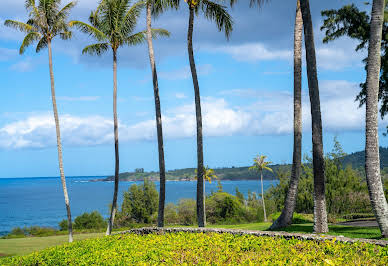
[0,176,278,235]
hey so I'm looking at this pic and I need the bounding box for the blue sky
[0,0,387,178]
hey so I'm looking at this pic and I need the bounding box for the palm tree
[299,0,328,233]
[249,155,273,222]
[5,0,76,243]
[364,0,388,238]
[145,0,178,228]
[69,0,168,235]
[175,0,233,228]
[270,0,303,230]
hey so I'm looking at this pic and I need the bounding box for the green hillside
[100,147,388,182]
[340,147,388,169]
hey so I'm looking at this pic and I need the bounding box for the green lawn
[0,233,104,257]
[0,223,385,257]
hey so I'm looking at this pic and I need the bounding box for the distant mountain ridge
[100,147,388,181]
[340,147,388,169]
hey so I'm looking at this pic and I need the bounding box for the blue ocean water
[0,177,278,235]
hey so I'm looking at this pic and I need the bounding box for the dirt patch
[0,253,8,257]
[337,220,379,227]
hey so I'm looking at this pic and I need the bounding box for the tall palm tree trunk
[47,40,73,243]
[365,0,388,238]
[300,0,328,233]
[146,2,166,228]
[106,49,120,235]
[187,5,205,227]
[260,171,267,222]
[270,0,303,230]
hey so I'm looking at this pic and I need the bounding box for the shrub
[177,199,196,225]
[2,233,387,265]
[59,211,106,231]
[73,211,107,230]
[206,192,245,224]
[115,179,159,226]
[164,203,179,225]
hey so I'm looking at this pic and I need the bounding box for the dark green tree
[69,0,168,235]
[321,2,388,133]
[4,0,76,243]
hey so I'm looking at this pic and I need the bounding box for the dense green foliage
[2,226,58,239]
[321,4,388,128]
[59,211,107,231]
[1,232,387,265]
[266,141,388,216]
[115,179,159,226]
[103,147,388,182]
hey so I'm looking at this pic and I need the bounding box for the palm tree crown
[69,0,169,55]
[249,155,273,173]
[5,0,75,54]
[182,0,233,38]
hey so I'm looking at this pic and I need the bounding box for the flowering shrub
[1,232,387,265]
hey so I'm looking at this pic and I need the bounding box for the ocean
[0,176,279,235]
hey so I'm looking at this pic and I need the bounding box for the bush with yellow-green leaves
[1,232,387,265]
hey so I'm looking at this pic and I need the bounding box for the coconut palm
[69,0,169,235]
[299,0,328,233]
[364,0,388,237]
[172,0,232,228]
[249,155,273,222]
[270,0,303,230]
[144,0,178,228]
[4,0,76,243]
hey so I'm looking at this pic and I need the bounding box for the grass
[0,233,104,257]
[0,222,386,257]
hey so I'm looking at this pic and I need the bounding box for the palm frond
[82,42,110,56]
[152,0,180,17]
[36,37,48,53]
[123,31,147,45]
[4,20,34,33]
[56,1,77,22]
[120,0,145,37]
[69,20,107,41]
[60,31,72,40]
[20,31,42,54]
[201,0,233,39]
[150,28,170,38]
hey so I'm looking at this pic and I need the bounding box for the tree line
[4,0,388,242]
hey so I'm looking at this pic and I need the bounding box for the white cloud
[9,57,35,72]
[205,43,292,63]
[316,48,365,71]
[159,64,213,80]
[1,80,387,150]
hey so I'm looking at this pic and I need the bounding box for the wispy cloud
[159,64,213,81]
[9,57,35,72]
[204,43,292,63]
[0,47,18,61]
[175,93,187,99]
[1,80,385,150]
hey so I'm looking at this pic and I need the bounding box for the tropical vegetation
[3,0,388,261]
[1,232,387,265]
